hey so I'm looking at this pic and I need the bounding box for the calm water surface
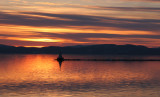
[0,54,160,97]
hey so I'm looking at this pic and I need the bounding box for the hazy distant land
[0,44,160,55]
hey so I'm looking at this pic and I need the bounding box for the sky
[0,0,160,47]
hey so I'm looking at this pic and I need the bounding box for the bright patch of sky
[1,0,159,7]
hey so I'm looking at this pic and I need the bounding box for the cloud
[123,0,160,2]
[35,32,160,41]
[83,6,160,12]
[0,11,160,32]
[1,32,160,47]
[34,32,160,47]
[0,34,18,37]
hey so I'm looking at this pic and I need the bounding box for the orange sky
[0,0,160,47]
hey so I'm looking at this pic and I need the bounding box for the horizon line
[1,43,160,49]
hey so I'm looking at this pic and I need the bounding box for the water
[0,54,160,97]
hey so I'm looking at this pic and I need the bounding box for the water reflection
[0,54,160,97]
[58,60,63,71]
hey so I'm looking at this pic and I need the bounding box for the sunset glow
[0,0,160,47]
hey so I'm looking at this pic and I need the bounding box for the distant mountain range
[0,44,160,55]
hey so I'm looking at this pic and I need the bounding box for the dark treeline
[0,44,160,55]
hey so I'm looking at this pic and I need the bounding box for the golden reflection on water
[0,54,160,97]
[0,54,60,83]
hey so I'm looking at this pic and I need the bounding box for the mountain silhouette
[0,44,160,55]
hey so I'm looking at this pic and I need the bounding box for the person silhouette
[57,50,64,61]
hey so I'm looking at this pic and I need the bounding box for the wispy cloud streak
[83,6,160,12]
[0,12,160,32]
